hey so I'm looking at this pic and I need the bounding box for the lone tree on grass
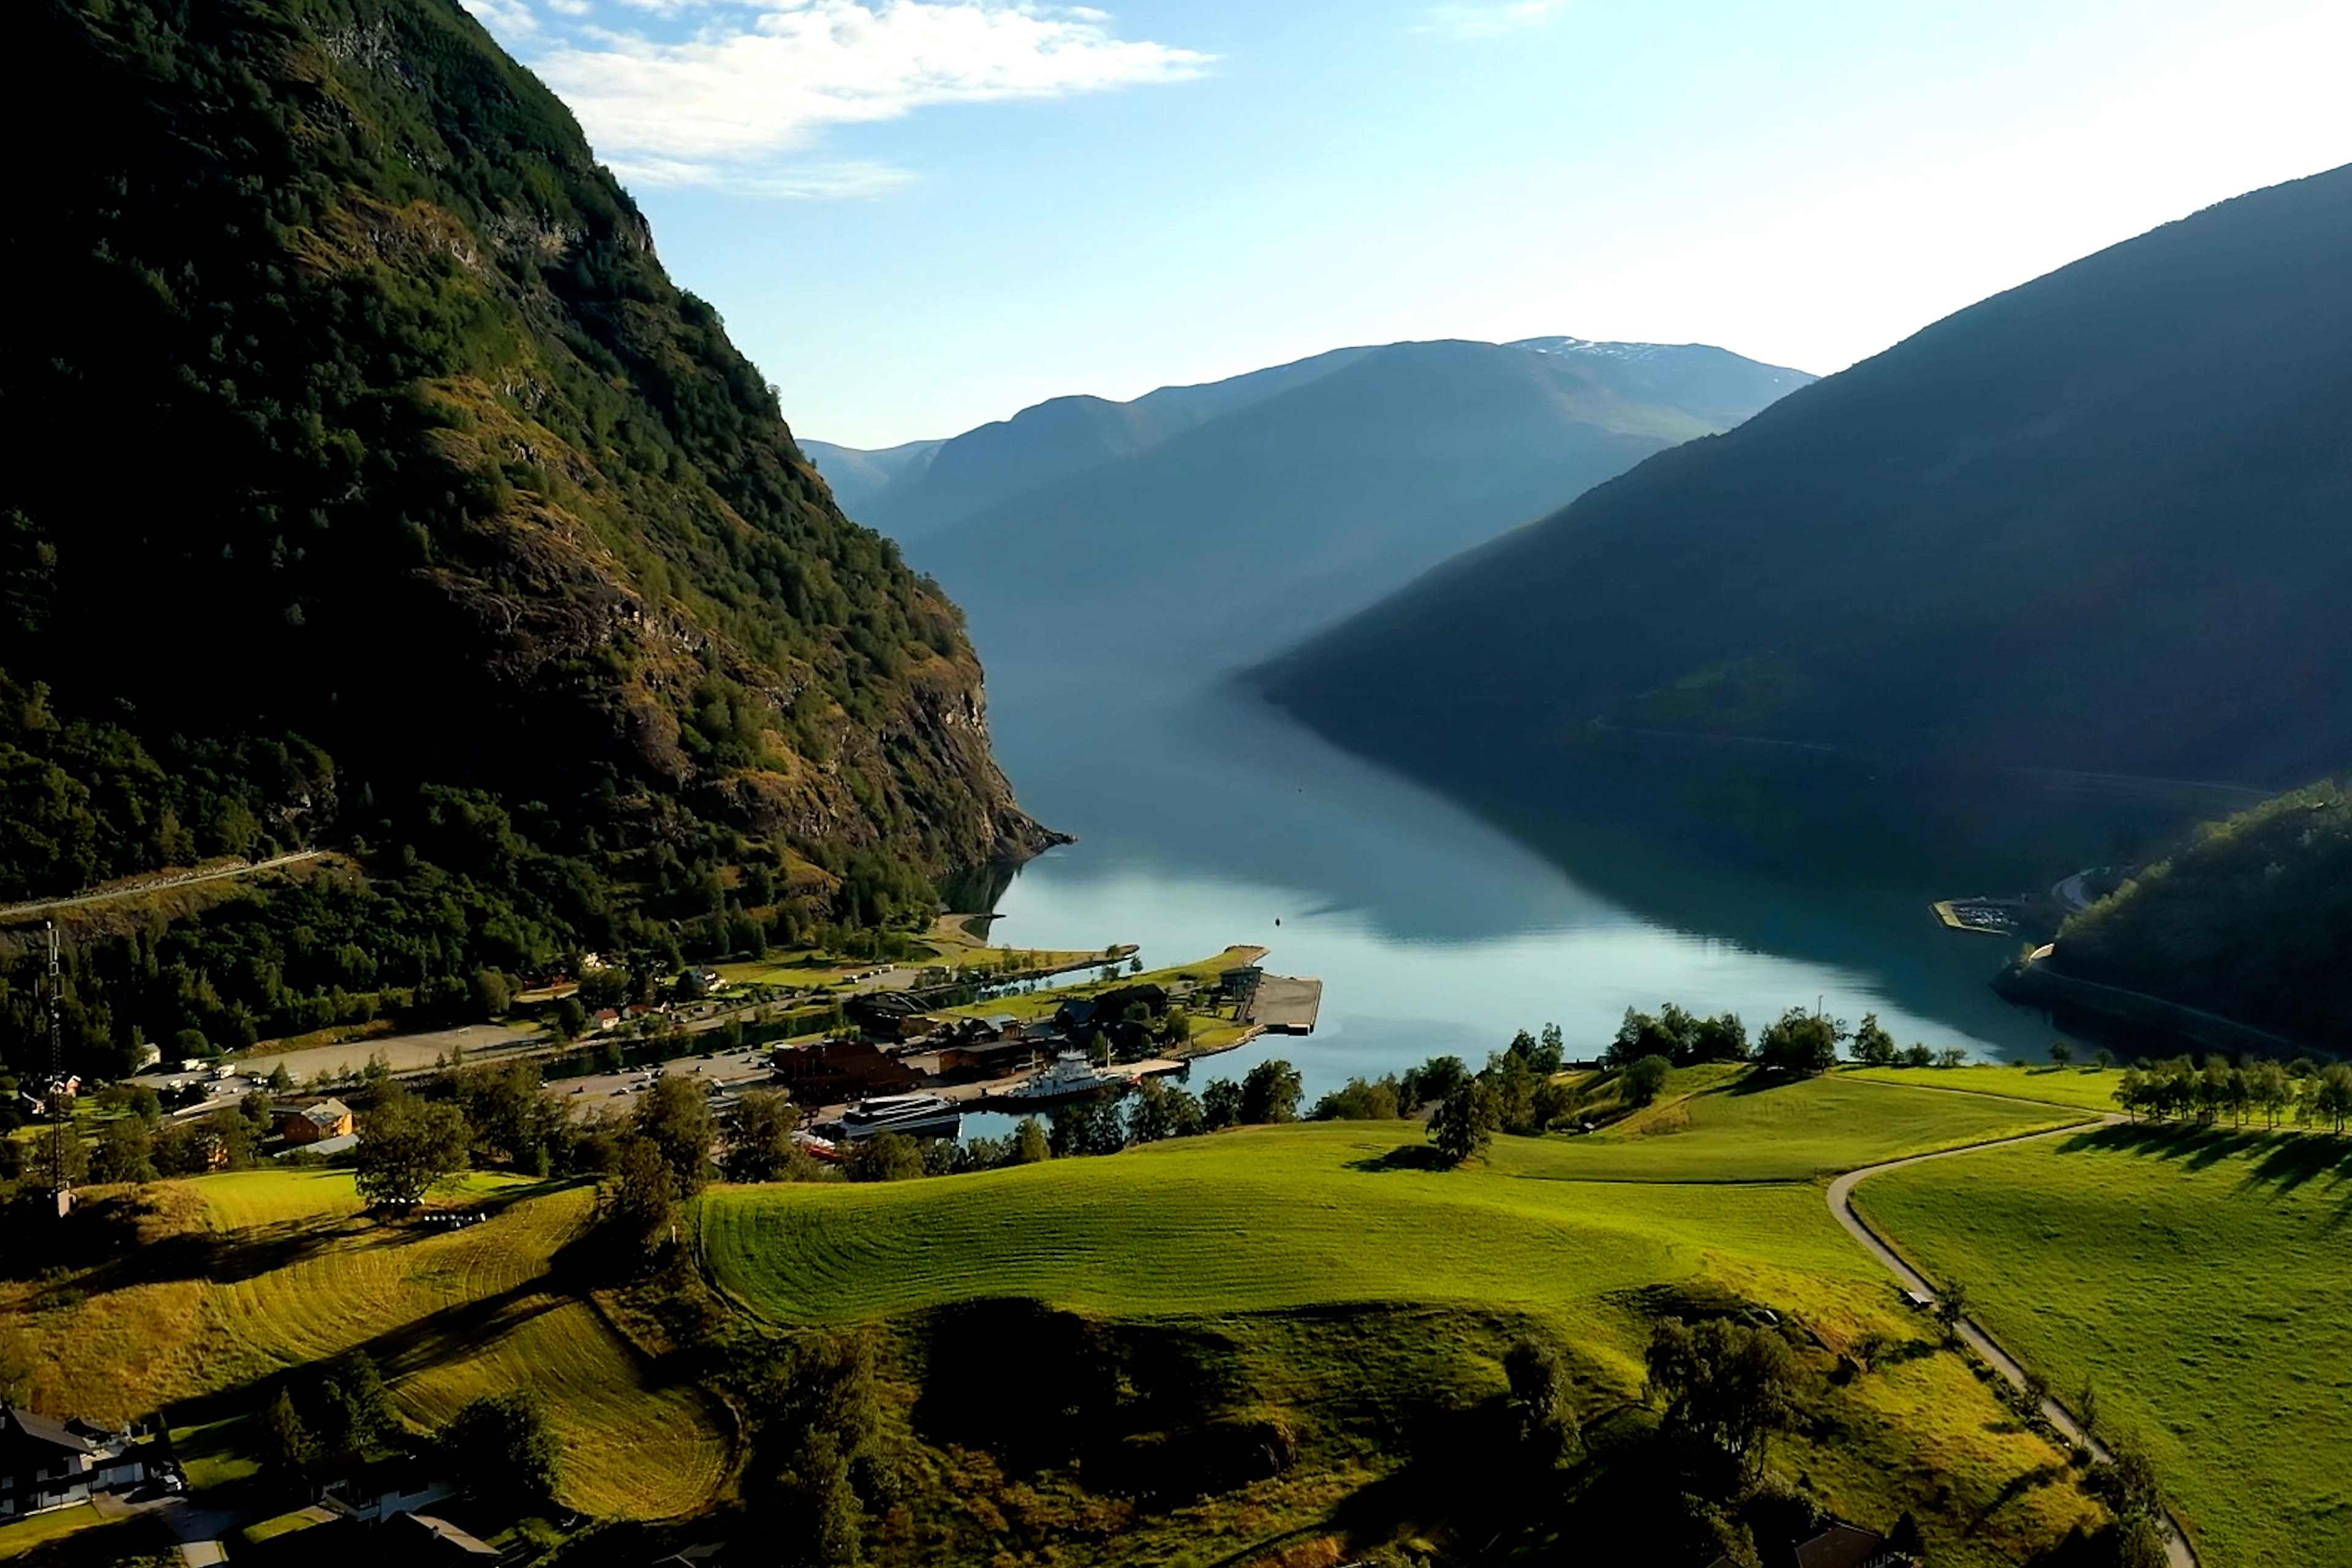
[1622,1054,1670,1108]
[1240,1059,1303,1125]
[2049,1039,2075,1066]
[1431,1077,1499,1165]
[354,1087,469,1210]
[1849,1012,1898,1067]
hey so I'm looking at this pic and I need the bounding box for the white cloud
[513,1,1212,194]
[461,0,541,36]
[1417,1,1569,39]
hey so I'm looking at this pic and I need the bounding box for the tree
[1240,1059,1303,1124]
[1623,1054,1671,1107]
[470,968,513,1020]
[442,1391,562,1506]
[2093,1047,2115,1069]
[1400,1054,1469,1110]
[1201,1076,1244,1129]
[1849,1012,1898,1067]
[266,1063,292,1092]
[553,997,588,1041]
[2311,1063,2352,1132]
[262,1387,316,1476]
[845,1131,924,1182]
[1537,1022,1567,1072]
[1932,1278,1970,1344]
[91,1117,155,1184]
[354,1089,470,1210]
[1644,1316,1804,1479]
[2049,1039,2075,1066]
[2248,1059,2293,1128]
[314,1350,398,1455]
[1011,1116,1051,1164]
[1755,1008,1843,1077]
[603,1134,678,1248]
[722,1088,806,1182]
[1431,1077,1499,1165]
[1502,1335,1570,1458]
[1129,1077,1204,1141]
[635,1075,716,1196]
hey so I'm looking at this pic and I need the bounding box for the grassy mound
[1853,1123,2352,1568]
[5,1170,726,1520]
[699,1076,2113,1564]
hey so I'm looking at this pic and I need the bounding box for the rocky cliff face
[2,0,1047,892]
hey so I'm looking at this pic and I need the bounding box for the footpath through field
[1828,1117,2200,1568]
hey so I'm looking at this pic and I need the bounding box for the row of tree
[2115,1054,2352,1129]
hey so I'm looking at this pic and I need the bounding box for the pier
[1242,974,1323,1033]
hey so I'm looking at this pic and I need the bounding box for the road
[1827,1118,2201,1568]
[0,851,329,923]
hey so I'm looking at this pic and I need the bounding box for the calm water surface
[965,668,2149,1104]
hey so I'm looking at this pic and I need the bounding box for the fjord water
[969,666,2166,1104]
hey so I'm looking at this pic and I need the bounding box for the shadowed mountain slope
[0,0,1046,904]
[1260,164,2352,791]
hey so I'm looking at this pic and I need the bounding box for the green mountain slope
[1260,165,2352,790]
[894,337,1813,682]
[0,0,1045,903]
[2041,778,2352,1044]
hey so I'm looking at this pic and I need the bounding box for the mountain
[0,0,1044,905]
[815,337,1810,684]
[832,345,1379,541]
[2034,777,2352,1047]
[1260,164,2352,792]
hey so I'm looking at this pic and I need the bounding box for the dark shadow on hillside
[2051,1121,2352,1207]
[1345,1144,1452,1172]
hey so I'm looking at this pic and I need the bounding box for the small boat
[833,1093,961,1139]
[1001,1052,1128,1106]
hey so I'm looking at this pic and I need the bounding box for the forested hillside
[2047,778,2352,1044]
[0,0,1044,1073]
[1261,164,2352,790]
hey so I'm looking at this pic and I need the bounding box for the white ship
[1000,1052,1128,1105]
[832,1093,962,1139]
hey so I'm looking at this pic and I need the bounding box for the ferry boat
[1000,1052,1128,1106]
[832,1093,962,1140]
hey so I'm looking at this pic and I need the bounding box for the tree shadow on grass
[1966,1460,2067,1534]
[1346,1145,1453,1173]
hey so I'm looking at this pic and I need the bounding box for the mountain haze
[815,337,1812,682]
[1262,164,2352,791]
[1,0,1044,903]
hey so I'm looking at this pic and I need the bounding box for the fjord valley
[4,1,2350,1567]
[807,336,1814,682]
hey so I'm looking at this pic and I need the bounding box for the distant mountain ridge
[806,336,1813,683]
[1261,164,2352,791]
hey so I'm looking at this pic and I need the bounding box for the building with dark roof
[0,1406,148,1518]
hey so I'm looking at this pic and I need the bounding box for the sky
[459,0,2352,448]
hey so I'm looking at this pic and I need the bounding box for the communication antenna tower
[45,920,70,1205]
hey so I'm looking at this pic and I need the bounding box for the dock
[1242,974,1322,1034]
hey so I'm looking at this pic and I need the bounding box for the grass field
[1844,1062,2127,1115]
[1853,1123,2352,1568]
[0,1502,104,1557]
[1577,1068,2084,1180]
[5,1172,726,1520]
[698,1077,2121,1566]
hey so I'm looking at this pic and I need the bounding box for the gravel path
[1827,1116,2200,1568]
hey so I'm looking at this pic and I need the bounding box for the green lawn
[1843,1062,2126,1115]
[0,1502,104,1557]
[1853,1123,2352,1568]
[1573,1069,2084,1180]
[699,1096,2105,1565]
[7,1170,726,1520]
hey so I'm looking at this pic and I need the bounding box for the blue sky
[461,0,2350,447]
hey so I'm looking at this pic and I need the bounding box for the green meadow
[698,1074,2116,1565]
[1853,1122,2352,1568]
[1845,1062,2128,1115]
[4,1170,726,1520]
